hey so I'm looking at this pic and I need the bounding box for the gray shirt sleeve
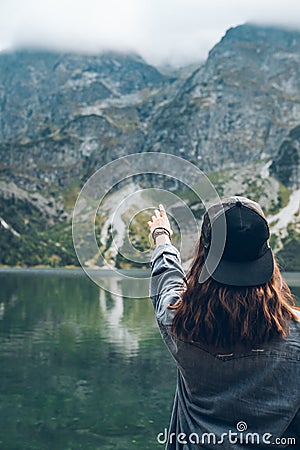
[149,243,185,326]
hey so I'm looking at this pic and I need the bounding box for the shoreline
[0,266,152,278]
[0,267,299,283]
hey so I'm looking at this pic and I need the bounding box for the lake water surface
[0,270,299,450]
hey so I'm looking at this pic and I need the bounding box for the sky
[0,0,300,66]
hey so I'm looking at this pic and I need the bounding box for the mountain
[0,24,299,269]
[0,50,172,190]
[145,24,300,172]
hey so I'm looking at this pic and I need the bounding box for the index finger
[159,204,166,216]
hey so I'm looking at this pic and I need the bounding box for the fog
[1,0,300,66]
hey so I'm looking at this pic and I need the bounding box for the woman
[147,197,300,449]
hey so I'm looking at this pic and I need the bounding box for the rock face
[270,125,300,188]
[145,24,300,172]
[1,25,300,187]
[0,50,172,189]
[0,24,299,268]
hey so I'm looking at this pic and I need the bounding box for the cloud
[0,0,300,66]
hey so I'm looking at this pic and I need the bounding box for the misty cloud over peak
[1,0,300,66]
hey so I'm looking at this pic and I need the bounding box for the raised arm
[148,205,185,325]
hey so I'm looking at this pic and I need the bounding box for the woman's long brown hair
[170,237,298,349]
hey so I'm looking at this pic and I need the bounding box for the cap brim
[200,247,274,286]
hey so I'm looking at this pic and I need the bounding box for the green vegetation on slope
[276,225,300,272]
[0,196,78,267]
[0,170,299,270]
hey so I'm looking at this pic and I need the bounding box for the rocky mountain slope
[145,24,300,172]
[0,24,299,269]
[0,50,173,189]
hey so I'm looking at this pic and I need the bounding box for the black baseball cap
[199,196,274,286]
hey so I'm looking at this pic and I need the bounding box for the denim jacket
[150,244,300,449]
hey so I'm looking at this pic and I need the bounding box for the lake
[0,270,299,450]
